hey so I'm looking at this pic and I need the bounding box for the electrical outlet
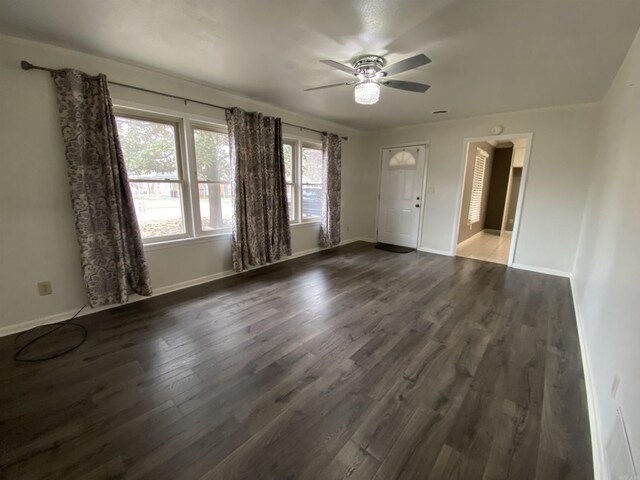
[611,374,621,398]
[37,281,52,296]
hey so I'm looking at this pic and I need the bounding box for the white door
[377,146,426,248]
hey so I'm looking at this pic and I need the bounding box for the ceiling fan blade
[382,54,431,76]
[304,81,356,91]
[320,59,356,75]
[382,80,431,93]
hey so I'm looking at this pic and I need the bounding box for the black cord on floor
[14,304,88,362]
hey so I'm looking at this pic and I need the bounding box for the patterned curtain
[319,133,342,247]
[52,69,152,307]
[226,107,291,272]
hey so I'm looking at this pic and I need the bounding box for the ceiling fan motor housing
[352,55,386,79]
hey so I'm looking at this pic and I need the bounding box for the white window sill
[144,232,232,251]
[290,220,321,229]
[143,222,321,251]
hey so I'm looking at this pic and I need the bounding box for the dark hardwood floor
[0,242,593,479]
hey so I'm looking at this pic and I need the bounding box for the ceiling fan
[304,53,431,105]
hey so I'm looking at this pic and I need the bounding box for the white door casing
[377,146,426,248]
[451,133,533,266]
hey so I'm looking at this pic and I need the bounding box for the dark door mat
[375,242,416,253]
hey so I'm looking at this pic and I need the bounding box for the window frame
[189,122,233,237]
[114,109,193,244]
[300,142,323,223]
[114,100,325,248]
[283,140,298,224]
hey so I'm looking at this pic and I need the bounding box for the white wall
[572,29,640,473]
[0,35,371,335]
[360,104,601,272]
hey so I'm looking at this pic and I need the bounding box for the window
[389,150,416,169]
[192,127,232,232]
[468,147,488,225]
[116,115,187,241]
[283,142,296,222]
[283,140,323,224]
[301,145,323,220]
[116,104,325,245]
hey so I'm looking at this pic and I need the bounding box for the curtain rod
[21,60,348,141]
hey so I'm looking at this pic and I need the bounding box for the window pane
[302,184,322,220]
[389,151,416,169]
[283,144,293,183]
[194,128,231,182]
[199,183,233,231]
[130,182,185,238]
[116,117,179,180]
[302,147,322,184]
[286,183,294,220]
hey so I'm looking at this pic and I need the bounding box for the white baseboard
[510,262,570,278]
[0,310,82,339]
[356,237,376,243]
[0,237,371,338]
[417,246,454,256]
[570,274,606,480]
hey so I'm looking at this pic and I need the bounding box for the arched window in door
[389,150,416,169]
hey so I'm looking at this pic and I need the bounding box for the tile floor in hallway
[456,230,512,264]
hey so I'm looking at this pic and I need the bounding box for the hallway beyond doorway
[453,133,532,266]
[456,230,511,264]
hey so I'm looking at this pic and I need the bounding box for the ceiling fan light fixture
[354,81,380,105]
[308,53,430,102]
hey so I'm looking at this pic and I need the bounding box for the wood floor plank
[0,242,593,479]
[374,404,452,480]
[320,439,381,480]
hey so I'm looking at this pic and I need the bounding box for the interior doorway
[376,145,427,249]
[454,134,531,265]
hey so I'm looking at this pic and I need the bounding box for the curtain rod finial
[21,60,34,70]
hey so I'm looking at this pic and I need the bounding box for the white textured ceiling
[1,0,639,130]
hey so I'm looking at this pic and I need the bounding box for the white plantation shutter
[468,148,488,224]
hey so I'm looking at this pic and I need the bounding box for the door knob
[415,204,420,208]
